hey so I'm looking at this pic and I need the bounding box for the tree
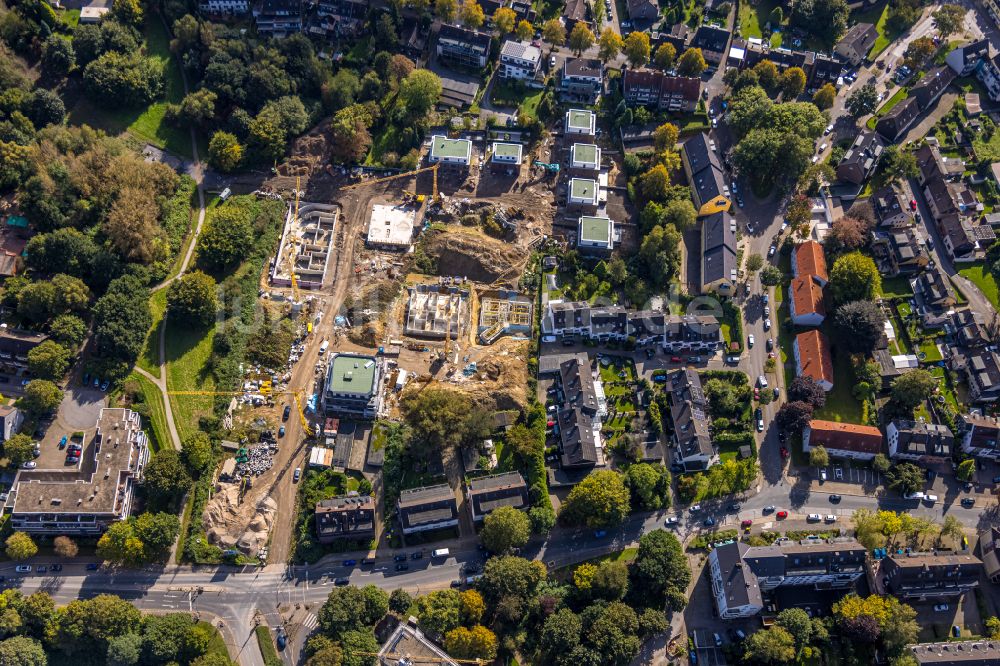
[812,83,836,110]
[480,506,531,554]
[542,18,566,48]
[92,276,151,369]
[50,314,87,350]
[54,535,78,558]
[108,632,144,666]
[142,449,192,507]
[477,556,546,605]
[435,0,457,22]
[746,253,764,273]
[785,194,812,234]
[17,281,55,324]
[846,81,878,118]
[445,625,497,660]
[829,251,880,304]
[652,123,679,152]
[781,67,807,98]
[459,589,484,625]
[2,433,33,468]
[207,131,243,172]
[776,401,814,431]
[638,224,681,288]
[623,31,651,67]
[957,458,976,482]
[624,463,670,511]
[181,432,214,475]
[21,380,62,415]
[83,52,163,107]
[198,206,254,271]
[760,265,782,286]
[540,609,581,659]
[890,369,937,413]
[0,636,46,666]
[176,89,217,127]
[809,445,829,468]
[27,340,71,380]
[590,560,629,601]
[167,271,218,326]
[318,585,389,638]
[933,4,966,37]
[776,608,814,651]
[5,533,36,561]
[939,514,963,546]
[559,470,630,527]
[826,216,869,253]
[329,104,374,164]
[569,23,595,55]
[459,0,484,28]
[873,453,891,474]
[387,588,413,616]
[399,70,442,117]
[515,19,533,41]
[628,530,691,611]
[42,35,75,78]
[639,164,671,201]
[833,300,885,353]
[676,47,707,76]
[26,88,66,130]
[744,626,796,664]
[881,145,919,181]
[493,7,516,33]
[754,60,780,90]
[903,36,936,69]
[339,630,379,666]
[886,462,925,495]
[401,389,480,458]
[653,42,676,70]
[788,376,827,408]
[598,27,623,62]
[790,0,849,45]
[733,129,814,193]
[111,0,143,26]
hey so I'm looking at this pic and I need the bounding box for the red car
[910,199,917,210]
[753,387,760,400]
[670,356,682,363]
[776,511,788,519]
[741,519,753,528]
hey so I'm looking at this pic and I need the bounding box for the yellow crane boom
[342,163,440,202]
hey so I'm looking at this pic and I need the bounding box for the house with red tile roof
[793,329,834,391]
[792,241,828,285]
[789,275,827,327]
[804,420,883,461]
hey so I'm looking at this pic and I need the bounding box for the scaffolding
[478,291,533,345]
[404,285,467,340]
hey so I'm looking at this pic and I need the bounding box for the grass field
[958,264,1000,310]
[852,1,897,59]
[165,316,216,442]
[255,626,281,666]
[881,275,914,298]
[125,372,170,453]
[138,289,168,378]
[813,323,864,424]
[68,17,194,158]
[553,547,638,582]
[739,0,782,45]
[198,622,231,662]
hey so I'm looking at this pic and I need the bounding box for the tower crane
[342,163,441,203]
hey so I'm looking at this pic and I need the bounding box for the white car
[665,516,679,526]
[807,514,822,522]
[757,375,768,388]
[825,515,838,523]
[768,244,776,257]
[924,494,939,503]
[20,461,36,469]
[690,504,702,513]
[763,318,772,331]
[757,414,765,431]
[764,306,770,316]
[904,491,925,500]
[819,143,828,152]
[748,334,755,348]
[823,124,834,135]
[820,469,827,481]
[15,565,31,573]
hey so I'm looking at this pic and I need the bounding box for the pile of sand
[202,484,278,555]
[420,229,528,285]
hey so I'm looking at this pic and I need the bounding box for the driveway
[57,386,106,431]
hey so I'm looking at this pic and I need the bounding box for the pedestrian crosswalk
[302,613,318,631]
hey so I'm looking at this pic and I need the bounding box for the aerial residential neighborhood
[4,0,1000,663]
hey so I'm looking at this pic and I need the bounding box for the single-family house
[834,23,878,66]
[690,25,731,68]
[428,136,473,166]
[570,143,601,173]
[871,185,911,228]
[577,215,615,253]
[565,108,596,137]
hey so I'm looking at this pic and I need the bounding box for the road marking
[302,614,318,630]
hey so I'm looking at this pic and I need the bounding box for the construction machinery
[356,652,484,665]
[168,389,313,436]
[533,161,560,172]
[342,163,441,203]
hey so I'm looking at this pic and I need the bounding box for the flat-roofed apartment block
[366,204,418,250]
[908,640,1000,665]
[270,202,336,289]
[322,353,384,419]
[478,290,532,344]
[428,135,472,166]
[876,551,982,600]
[0,328,46,373]
[466,471,528,521]
[315,493,375,544]
[405,284,467,339]
[499,39,541,80]
[577,215,615,253]
[568,177,600,210]
[709,538,866,619]
[491,142,523,167]
[397,484,459,534]
[559,58,603,104]
[379,618,459,666]
[436,24,492,69]
[570,143,601,174]
[564,109,596,137]
[10,408,149,535]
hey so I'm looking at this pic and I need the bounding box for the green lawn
[813,325,864,423]
[255,626,281,666]
[920,338,943,362]
[127,371,170,454]
[165,316,216,443]
[929,366,959,410]
[58,8,80,29]
[738,0,782,41]
[138,289,168,378]
[68,17,194,158]
[867,87,908,128]
[519,88,545,122]
[881,276,914,298]
[553,547,639,582]
[852,1,897,59]
[972,125,1000,164]
[958,264,1000,310]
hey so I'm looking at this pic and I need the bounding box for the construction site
[404,282,469,340]
[271,201,338,290]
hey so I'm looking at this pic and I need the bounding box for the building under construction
[404,283,468,340]
[479,290,533,344]
[366,203,419,250]
[271,202,337,290]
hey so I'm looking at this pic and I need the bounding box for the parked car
[713,633,723,647]
[335,577,350,586]
[50,564,62,572]
[780,447,789,458]
[772,387,779,399]
[278,426,286,438]
[20,462,35,469]
[741,519,753,528]
[665,516,679,525]
[690,504,702,512]
[934,604,950,612]
[762,506,775,514]
[748,334,755,348]
[830,494,842,502]
[807,514,822,522]
[825,515,837,523]
[342,559,356,567]
[776,511,788,519]
[14,566,31,573]
[757,375,768,388]
[703,517,716,527]
[293,467,301,482]
[924,494,939,503]
[100,380,109,391]
[768,244,776,257]
[820,469,827,481]
[756,409,764,432]
[766,338,774,351]
[36,566,46,574]
[763,318,772,331]
[728,502,741,512]
[282,406,291,421]
[411,551,423,560]
[961,497,976,507]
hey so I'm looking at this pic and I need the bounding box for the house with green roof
[567,177,599,209]
[491,142,523,166]
[570,143,600,173]
[564,109,596,136]
[322,353,385,419]
[429,135,472,166]
[577,215,615,253]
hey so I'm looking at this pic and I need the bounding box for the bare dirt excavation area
[196,128,556,560]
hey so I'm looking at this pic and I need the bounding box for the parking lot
[816,464,883,488]
[691,629,728,666]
